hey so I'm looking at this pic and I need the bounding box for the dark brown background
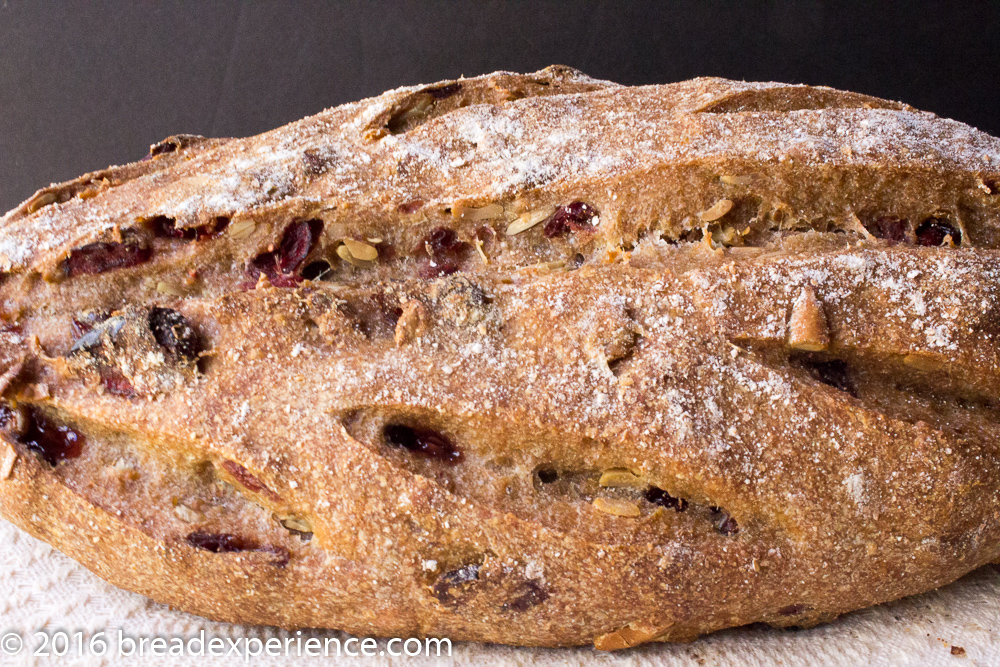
[1,0,998,213]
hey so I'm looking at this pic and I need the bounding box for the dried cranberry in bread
[1,66,1000,648]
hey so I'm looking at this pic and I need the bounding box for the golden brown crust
[1,67,1000,648]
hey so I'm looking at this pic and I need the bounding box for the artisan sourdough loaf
[1,66,1000,648]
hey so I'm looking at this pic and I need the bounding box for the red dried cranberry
[100,369,136,398]
[865,216,909,244]
[377,243,397,262]
[185,532,258,553]
[645,486,688,512]
[219,459,282,502]
[427,83,462,99]
[398,200,424,214]
[543,201,599,238]
[20,408,84,465]
[475,225,496,246]
[419,260,459,278]
[247,219,323,284]
[503,580,550,613]
[432,563,480,602]
[278,219,323,272]
[419,227,470,277]
[712,508,739,536]
[185,532,288,565]
[425,227,463,255]
[916,218,961,246]
[65,241,151,277]
[383,424,463,464]
[148,308,200,361]
[151,216,191,240]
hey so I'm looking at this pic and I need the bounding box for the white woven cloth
[1,520,997,666]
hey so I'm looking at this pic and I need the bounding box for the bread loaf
[1,66,999,648]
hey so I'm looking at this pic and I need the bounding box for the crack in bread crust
[1,67,1000,648]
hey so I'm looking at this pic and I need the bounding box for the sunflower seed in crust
[699,199,734,222]
[343,238,379,261]
[787,286,830,352]
[592,497,641,517]
[0,443,16,480]
[506,205,556,235]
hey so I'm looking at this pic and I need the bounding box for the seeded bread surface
[1,66,1000,648]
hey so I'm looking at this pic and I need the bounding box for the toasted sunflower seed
[343,238,379,261]
[156,281,186,297]
[228,220,257,239]
[465,203,504,221]
[173,503,203,523]
[506,205,556,236]
[787,286,829,352]
[598,469,645,489]
[594,621,672,651]
[278,515,313,533]
[592,497,641,517]
[700,199,734,222]
[336,244,364,266]
[0,442,17,480]
[26,191,58,214]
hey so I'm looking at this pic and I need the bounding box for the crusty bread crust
[1,66,1000,648]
